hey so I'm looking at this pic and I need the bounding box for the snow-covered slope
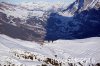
[0,0,100,42]
[20,1,66,11]
[0,2,48,42]
[0,34,100,66]
[0,1,100,66]
[63,0,100,14]
[0,2,46,19]
[0,2,70,42]
[0,2,27,19]
[0,2,67,19]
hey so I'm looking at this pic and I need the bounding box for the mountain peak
[63,0,100,14]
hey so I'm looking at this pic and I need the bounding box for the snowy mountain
[20,1,66,12]
[45,0,100,41]
[63,0,100,14]
[0,0,100,66]
[0,0,100,42]
[0,2,66,19]
[0,2,49,43]
[0,1,68,42]
[0,34,100,66]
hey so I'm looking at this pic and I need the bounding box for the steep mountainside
[0,2,49,43]
[45,0,100,41]
[0,0,100,42]
[0,1,100,66]
[0,1,70,42]
[63,0,100,14]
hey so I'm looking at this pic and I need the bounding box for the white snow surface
[0,2,70,19]
[0,34,100,66]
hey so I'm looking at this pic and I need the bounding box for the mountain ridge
[0,0,100,42]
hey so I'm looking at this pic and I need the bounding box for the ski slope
[0,34,100,66]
